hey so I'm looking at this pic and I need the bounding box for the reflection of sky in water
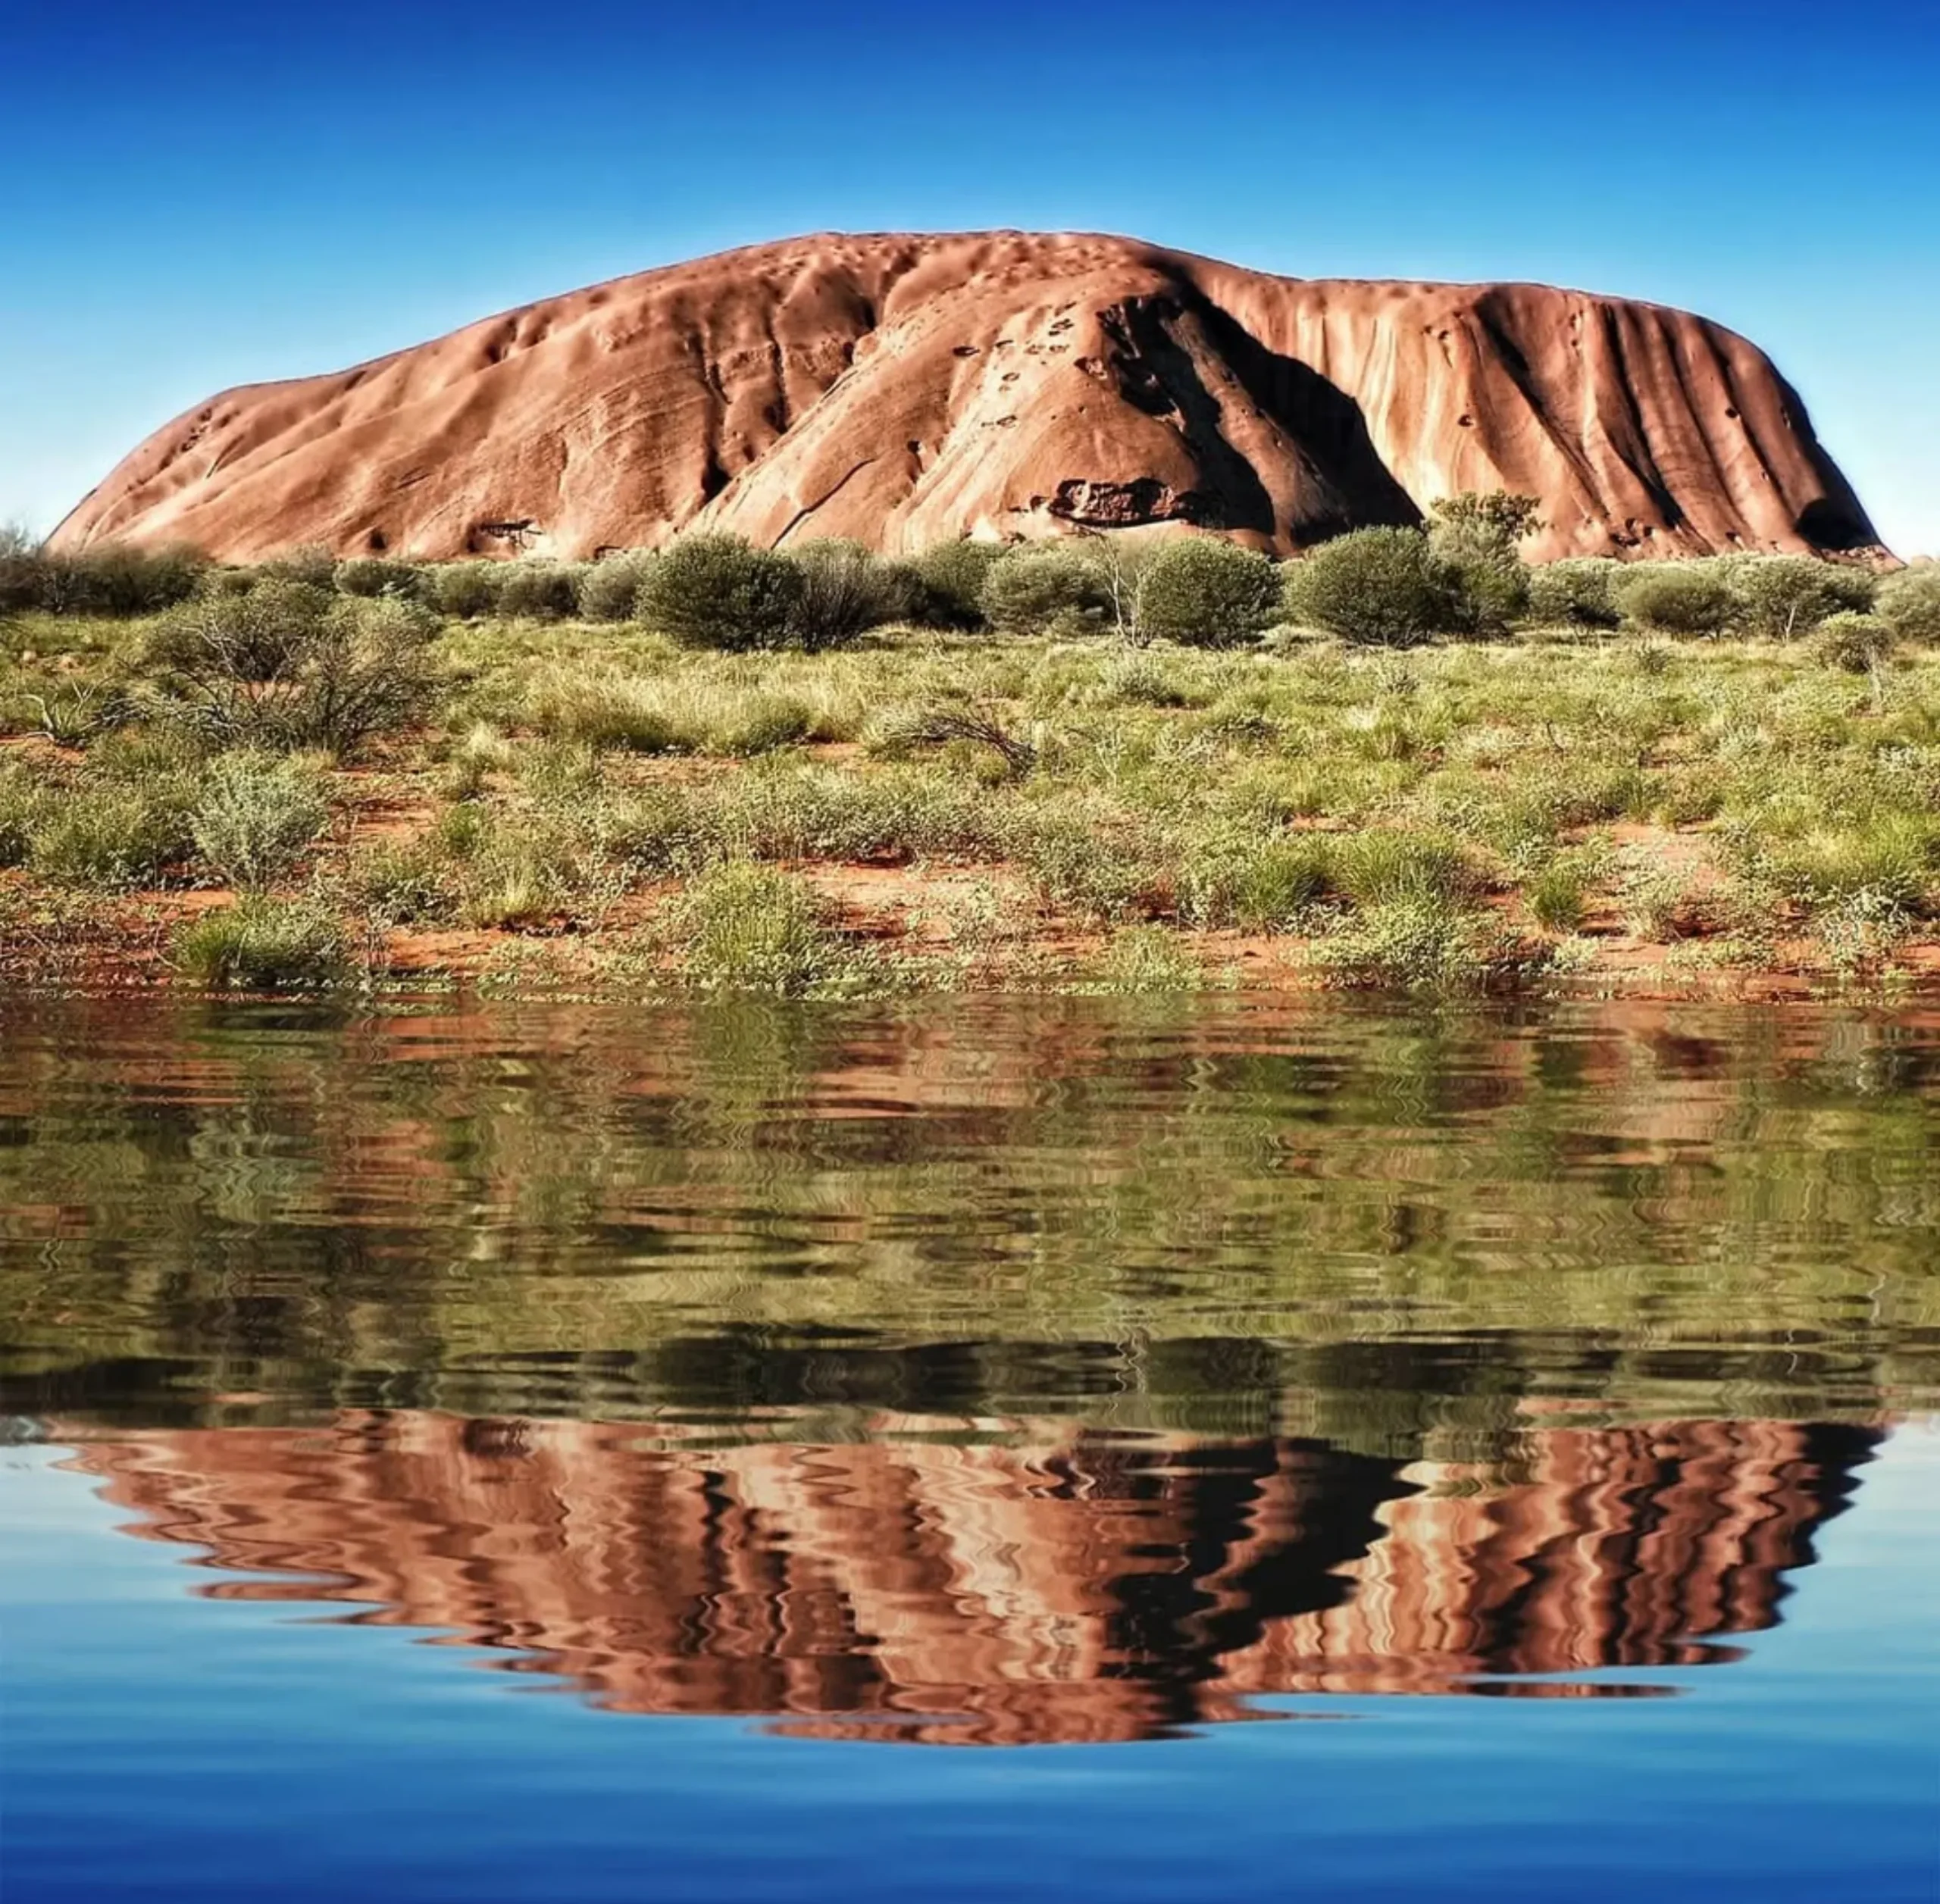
[3,1424,1935,1903]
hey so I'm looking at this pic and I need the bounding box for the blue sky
[3,0,1935,552]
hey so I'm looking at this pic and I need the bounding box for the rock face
[51,231,1881,564]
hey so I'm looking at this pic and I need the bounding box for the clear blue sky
[3,0,1935,553]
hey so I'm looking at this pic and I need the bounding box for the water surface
[3,996,1936,1899]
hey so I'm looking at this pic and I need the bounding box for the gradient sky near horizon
[3,0,1936,553]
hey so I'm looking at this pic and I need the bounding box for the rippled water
[3,996,1937,1900]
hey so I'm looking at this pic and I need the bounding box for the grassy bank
[2,530,1938,999]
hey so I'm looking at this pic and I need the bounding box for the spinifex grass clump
[175,897,350,991]
[670,860,850,995]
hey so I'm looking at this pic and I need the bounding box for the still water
[2,996,1936,1901]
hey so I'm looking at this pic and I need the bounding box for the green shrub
[981,545,1112,636]
[574,551,656,623]
[342,838,455,925]
[30,782,198,888]
[527,671,680,752]
[152,592,440,755]
[149,577,337,684]
[1132,539,1278,646]
[1614,564,1732,636]
[1876,567,1940,642]
[190,752,329,889]
[334,557,427,602]
[455,840,571,930]
[23,680,131,746]
[1754,818,1940,918]
[494,560,583,621]
[1092,924,1203,992]
[1811,611,1895,675]
[1525,849,1601,933]
[256,546,339,589]
[640,534,804,651]
[175,897,350,990]
[438,721,515,799]
[671,860,844,994]
[1309,897,1517,990]
[430,562,504,620]
[1729,555,1873,637]
[1525,558,1625,629]
[709,691,817,756]
[1426,492,1538,636]
[1181,833,1334,929]
[1331,828,1481,907]
[1012,811,1170,919]
[1281,528,1456,647]
[906,540,1006,629]
[0,524,43,614]
[0,761,50,867]
[784,540,903,651]
[18,541,208,616]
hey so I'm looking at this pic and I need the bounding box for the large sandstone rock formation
[51,231,1880,564]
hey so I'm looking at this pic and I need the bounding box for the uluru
[49,230,1881,565]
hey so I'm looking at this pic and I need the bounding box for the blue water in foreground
[5,1427,1935,1904]
[2,997,1938,1900]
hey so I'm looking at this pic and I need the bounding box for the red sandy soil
[51,232,1881,565]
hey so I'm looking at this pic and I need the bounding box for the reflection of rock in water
[77,1414,1878,1745]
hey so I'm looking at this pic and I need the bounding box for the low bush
[494,560,583,621]
[1092,924,1203,992]
[189,752,329,890]
[1876,567,1940,642]
[671,859,845,994]
[334,557,427,601]
[1525,558,1625,629]
[906,540,1006,629]
[1729,555,1873,637]
[149,577,337,684]
[152,591,440,755]
[255,546,338,589]
[640,534,804,651]
[784,540,904,651]
[527,670,681,752]
[175,897,350,990]
[1281,528,1455,647]
[30,781,199,888]
[1811,611,1895,675]
[1331,827,1482,908]
[0,539,208,616]
[574,551,657,623]
[1614,564,1732,636]
[430,562,504,620]
[1133,539,1278,646]
[1426,492,1539,637]
[0,761,50,867]
[1308,897,1518,990]
[341,837,456,926]
[1752,817,1940,918]
[1525,849,1602,933]
[981,545,1112,636]
[1181,833,1334,930]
